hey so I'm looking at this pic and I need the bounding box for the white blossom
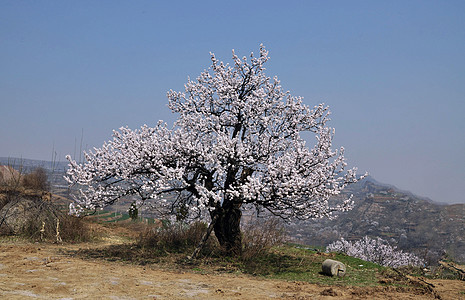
[66,45,364,222]
[326,236,425,268]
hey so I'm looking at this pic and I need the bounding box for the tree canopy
[66,45,362,254]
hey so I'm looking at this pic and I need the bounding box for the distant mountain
[288,176,465,264]
[0,157,68,170]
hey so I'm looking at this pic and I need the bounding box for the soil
[1,240,464,300]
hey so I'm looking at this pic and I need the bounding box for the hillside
[2,157,464,264]
[0,157,464,298]
[288,177,465,264]
[3,228,463,299]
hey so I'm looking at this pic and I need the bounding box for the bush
[21,167,49,191]
[0,189,93,243]
[241,217,287,261]
[58,215,94,242]
[20,202,93,243]
[326,236,425,268]
[138,221,214,255]
[137,217,288,260]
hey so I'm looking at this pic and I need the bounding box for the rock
[322,259,346,277]
[0,198,38,233]
[0,196,58,235]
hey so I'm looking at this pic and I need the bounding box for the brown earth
[1,239,464,300]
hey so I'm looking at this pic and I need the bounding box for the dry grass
[18,202,94,243]
[21,167,49,191]
[241,217,287,261]
[138,221,217,256]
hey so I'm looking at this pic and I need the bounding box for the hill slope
[2,157,464,263]
[288,177,465,264]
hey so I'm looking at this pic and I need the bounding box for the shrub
[138,221,213,255]
[241,217,287,261]
[326,236,425,268]
[128,202,138,220]
[0,192,93,243]
[21,167,49,191]
[20,202,93,243]
[58,215,94,242]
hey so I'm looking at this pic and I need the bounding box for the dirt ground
[0,241,464,300]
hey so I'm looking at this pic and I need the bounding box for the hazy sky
[1,1,464,204]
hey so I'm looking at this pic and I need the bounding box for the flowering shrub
[326,236,425,268]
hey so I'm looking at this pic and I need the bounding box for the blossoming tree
[326,236,425,268]
[66,45,362,255]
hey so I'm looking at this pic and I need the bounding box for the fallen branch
[439,261,465,280]
[189,214,218,260]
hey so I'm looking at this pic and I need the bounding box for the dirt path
[0,242,463,299]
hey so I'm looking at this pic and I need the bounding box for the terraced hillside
[288,177,465,264]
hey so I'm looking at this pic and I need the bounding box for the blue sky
[1,1,464,204]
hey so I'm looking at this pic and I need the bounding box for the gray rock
[322,259,346,277]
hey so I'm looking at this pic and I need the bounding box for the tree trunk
[212,202,242,256]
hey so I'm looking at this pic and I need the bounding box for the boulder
[0,198,39,233]
[322,259,346,277]
[0,196,57,235]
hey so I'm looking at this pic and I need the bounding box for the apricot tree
[66,45,362,255]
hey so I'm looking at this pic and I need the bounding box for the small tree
[326,236,425,268]
[128,202,138,221]
[66,45,363,255]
